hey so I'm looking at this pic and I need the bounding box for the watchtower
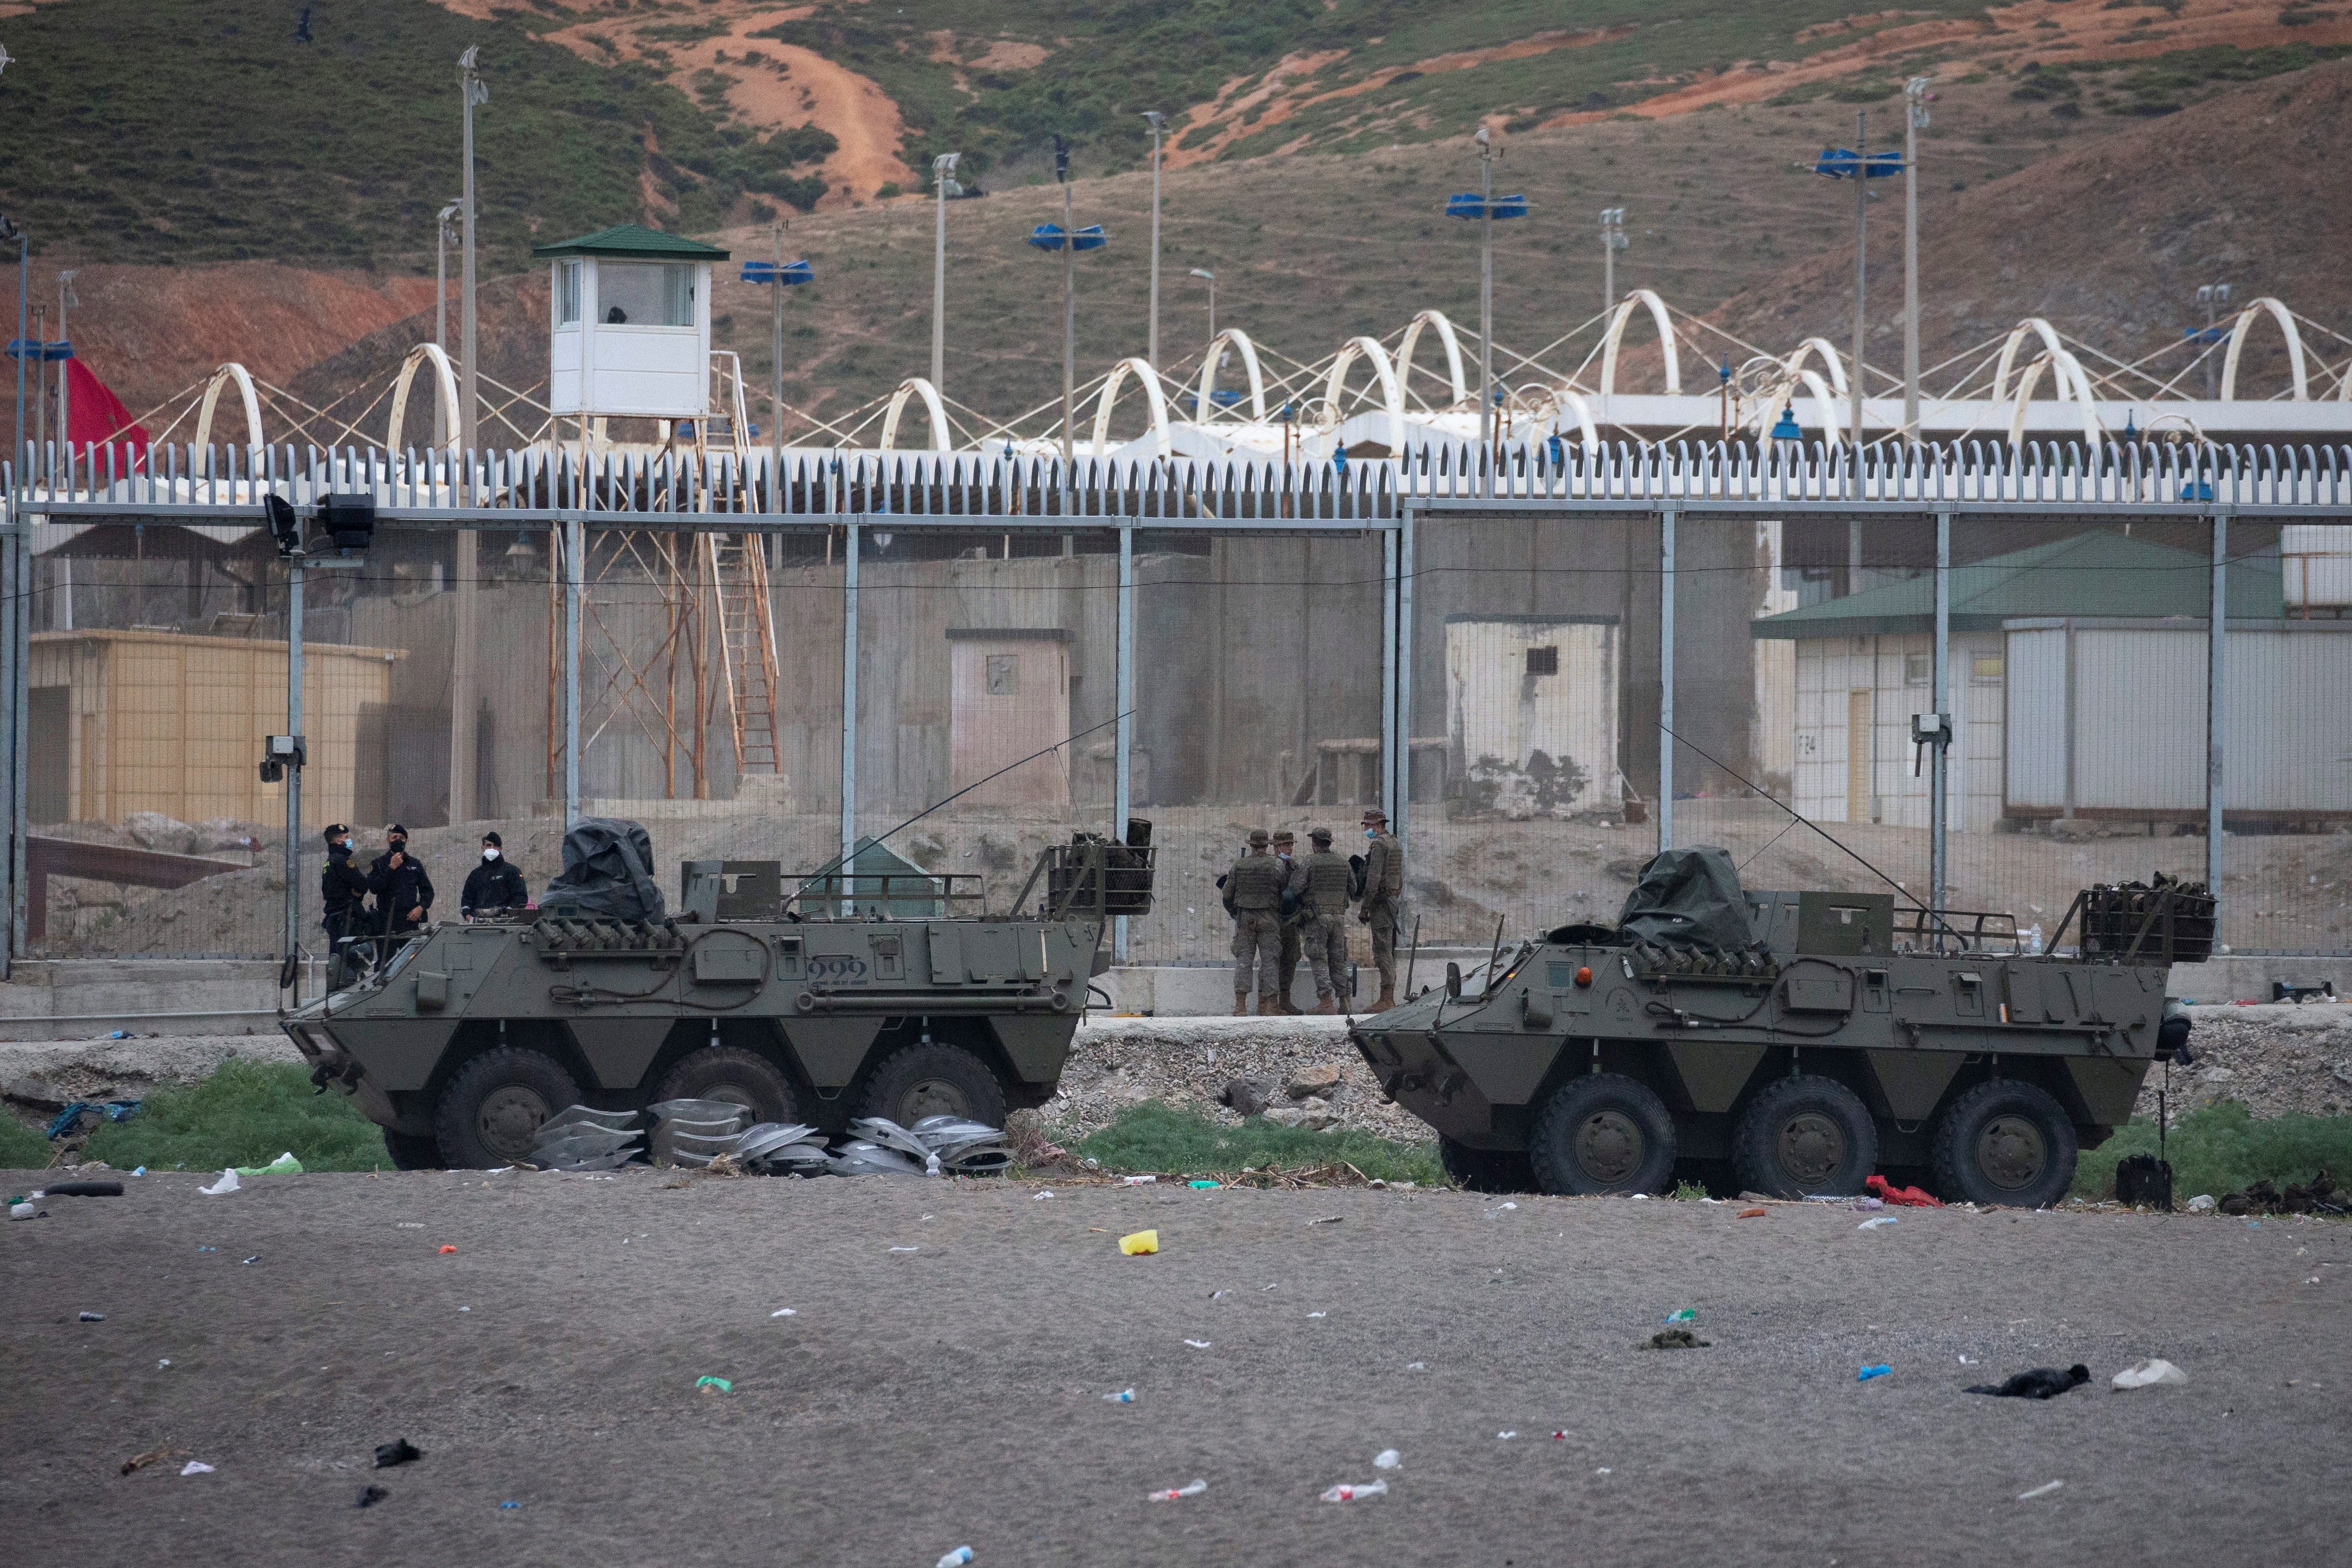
[534,223,730,424]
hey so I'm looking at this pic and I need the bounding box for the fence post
[563,514,582,828]
[2207,511,2228,904]
[1393,505,1415,848]
[1114,524,1133,963]
[1658,505,1675,854]
[7,496,25,965]
[1931,509,1951,917]
[840,519,860,893]
[1381,520,1398,830]
[0,506,14,975]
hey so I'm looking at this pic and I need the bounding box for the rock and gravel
[1,1167,2346,1567]
[2136,1005,2352,1123]
[1043,1015,1420,1141]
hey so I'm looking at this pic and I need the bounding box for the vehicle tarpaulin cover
[1617,846,1755,951]
[541,818,667,922]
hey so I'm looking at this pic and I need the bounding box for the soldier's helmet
[1309,827,1333,845]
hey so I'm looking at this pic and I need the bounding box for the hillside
[1710,52,2352,397]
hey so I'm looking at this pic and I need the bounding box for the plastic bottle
[1148,1479,1207,1501]
[1104,1387,1136,1403]
[935,1549,975,1568]
[1320,1481,1388,1502]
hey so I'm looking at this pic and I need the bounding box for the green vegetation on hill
[760,0,2006,179]
[0,0,827,270]
[1992,41,2352,118]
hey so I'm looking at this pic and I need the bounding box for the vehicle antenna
[799,710,1132,892]
[1657,721,1961,944]
[1484,913,1505,990]
[1403,914,1422,1000]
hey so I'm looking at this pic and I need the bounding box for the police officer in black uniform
[319,823,370,983]
[366,822,435,935]
[460,831,529,920]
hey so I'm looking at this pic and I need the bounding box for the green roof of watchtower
[531,223,731,262]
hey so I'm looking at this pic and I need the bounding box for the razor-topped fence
[5,439,2351,980]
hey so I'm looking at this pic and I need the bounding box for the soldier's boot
[1278,990,1304,1016]
[1259,991,1283,1016]
[1313,992,1339,1015]
[1373,985,1396,1012]
[1234,992,1253,1017]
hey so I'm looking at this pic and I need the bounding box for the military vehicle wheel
[1439,1136,1536,1194]
[433,1048,580,1170]
[1931,1079,2078,1208]
[1529,1074,1677,1197]
[655,1047,804,1126]
[1731,1075,1879,1199]
[858,1042,1007,1129]
[380,1129,443,1171]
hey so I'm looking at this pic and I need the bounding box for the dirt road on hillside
[4,1170,2345,1566]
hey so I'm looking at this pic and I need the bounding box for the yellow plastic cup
[1119,1229,1160,1256]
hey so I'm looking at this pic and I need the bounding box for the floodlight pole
[285,557,304,987]
[55,271,73,458]
[1192,268,1216,342]
[1903,79,1929,440]
[1478,131,1495,498]
[450,47,487,826]
[2,217,24,971]
[1850,109,1865,498]
[1142,112,1166,372]
[1061,177,1077,480]
[771,223,785,509]
[434,202,460,450]
[931,152,957,393]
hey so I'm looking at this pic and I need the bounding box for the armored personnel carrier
[1351,847,2208,1207]
[285,819,1154,1169]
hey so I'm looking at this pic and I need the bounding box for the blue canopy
[740,258,814,285]
[1813,148,1903,179]
[1027,223,1107,252]
[1445,193,1528,219]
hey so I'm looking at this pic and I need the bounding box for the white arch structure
[1784,336,1849,399]
[878,376,952,451]
[2006,350,2104,451]
[1597,289,1682,396]
[1193,328,1268,424]
[1089,357,1173,457]
[2219,296,2309,402]
[1395,309,1469,411]
[1754,367,1845,449]
[385,343,462,454]
[1990,318,2091,406]
[1547,387,1600,454]
[1321,335,1406,455]
[191,362,264,452]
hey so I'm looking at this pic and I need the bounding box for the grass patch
[1064,1101,1442,1186]
[82,1060,391,1174]
[0,1116,54,1171]
[2073,1102,2352,1203]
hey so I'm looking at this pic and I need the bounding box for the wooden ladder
[705,531,783,775]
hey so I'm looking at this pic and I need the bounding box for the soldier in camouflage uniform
[1299,826,1356,1013]
[1225,828,1287,1015]
[1357,806,1404,1011]
[1271,830,1307,1015]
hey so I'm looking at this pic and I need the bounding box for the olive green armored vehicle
[285,819,1153,1169]
[1351,847,2208,1207]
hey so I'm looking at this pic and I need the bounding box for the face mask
[1366,828,1376,839]
[482,848,499,862]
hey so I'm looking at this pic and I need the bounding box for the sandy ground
[2,1170,2346,1567]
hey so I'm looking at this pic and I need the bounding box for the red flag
[65,357,150,465]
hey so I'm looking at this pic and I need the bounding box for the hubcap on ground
[476,1085,551,1160]
[1574,1110,1643,1183]
[900,1077,970,1124]
[1776,1110,1847,1187]
[1976,1113,2048,1191]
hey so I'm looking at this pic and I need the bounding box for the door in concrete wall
[947,630,1071,807]
[1846,688,1872,824]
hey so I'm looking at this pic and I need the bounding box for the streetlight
[741,250,814,503]
[451,44,488,825]
[1902,76,1933,439]
[1189,267,1216,342]
[2190,283,2231,399]
[1599,206,1625,318]
[1024,134,1107,478]
[1141,111,1166,372]
[1444,126,1527,494]
[54,270,75,459]
[1811,118,1900,486]
[0,207,21,974]
[931,151,960,392]
[433,201,461,449]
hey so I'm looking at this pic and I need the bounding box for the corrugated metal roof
[531,223,731,261]
[1751,530,2284,639]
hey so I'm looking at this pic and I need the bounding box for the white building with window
[534,223,729,422]
[1751,530,2289,830]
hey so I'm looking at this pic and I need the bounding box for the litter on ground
[2112,1358,2188,1390]
[1321,1481,1388,1501]
[1967,1365,2089,1399]
[1373,1449,1401,1469]
[1858,1364,1892,1382]
[1148,1478,1208,1500]
[180,1460,214,1476]
[2018,1480,2065,1501]
[1119,1229,1159,1255]
[1858,1217,1899,1231]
